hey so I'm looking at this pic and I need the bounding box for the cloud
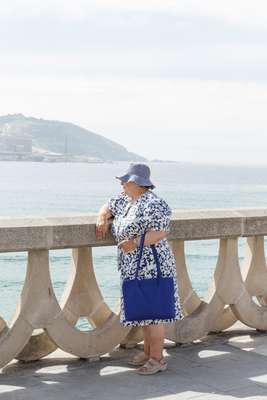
[0,8,267,83]
[1,76,266,138]
[0,0,267,164]
[1,0,267,26]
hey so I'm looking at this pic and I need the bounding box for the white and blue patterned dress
[107,189,184,327]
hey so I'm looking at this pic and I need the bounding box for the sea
[1,160,267,330]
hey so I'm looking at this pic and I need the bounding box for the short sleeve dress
[107,189,184,327]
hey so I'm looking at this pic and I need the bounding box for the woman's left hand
[118,239,136,253]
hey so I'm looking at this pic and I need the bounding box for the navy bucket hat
[115,163,156,189]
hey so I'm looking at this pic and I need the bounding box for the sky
[1,0,267,165]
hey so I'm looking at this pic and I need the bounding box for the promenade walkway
[1,321,267,400]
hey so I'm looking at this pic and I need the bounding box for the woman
[95,163,183,375]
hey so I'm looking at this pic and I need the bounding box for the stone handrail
[1,207,267,368]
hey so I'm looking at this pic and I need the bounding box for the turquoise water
[0,161,267,328]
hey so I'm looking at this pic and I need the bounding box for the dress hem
[120,315,184,327]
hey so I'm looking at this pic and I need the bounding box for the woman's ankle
[150,355,164,362]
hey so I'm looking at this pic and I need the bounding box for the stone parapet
[1,207,267,368]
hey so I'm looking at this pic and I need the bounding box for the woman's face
[121,181,142,197]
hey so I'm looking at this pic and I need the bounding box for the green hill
[0,114,147,162]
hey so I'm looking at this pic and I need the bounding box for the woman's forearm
[98,203,113,221]
[135,230,168,247]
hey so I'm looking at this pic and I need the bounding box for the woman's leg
[142,326,150,356]
[146,324,165,361]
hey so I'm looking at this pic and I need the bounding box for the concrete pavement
[1,322,267,400]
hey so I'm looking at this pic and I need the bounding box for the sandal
[128,351,150,366]
[136,357,167,375]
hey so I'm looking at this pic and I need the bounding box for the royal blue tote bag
[122,231,176,321]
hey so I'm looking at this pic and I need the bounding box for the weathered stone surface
[1,208,267,251]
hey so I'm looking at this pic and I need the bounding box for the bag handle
[135,231,161,279]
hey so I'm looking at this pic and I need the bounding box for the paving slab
[1,322,267,400]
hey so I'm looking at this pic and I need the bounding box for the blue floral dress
[107,189,184,327]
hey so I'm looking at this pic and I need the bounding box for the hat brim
[115,174,129,182]
[115,174,155,189]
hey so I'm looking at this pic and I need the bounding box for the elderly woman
[96,163,183,375]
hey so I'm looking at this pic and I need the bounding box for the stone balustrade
[1,207,267,368]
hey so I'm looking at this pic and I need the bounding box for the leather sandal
[128,351,150,366]
[136,357,167,375]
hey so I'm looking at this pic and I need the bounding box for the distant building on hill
[0,135,32,153]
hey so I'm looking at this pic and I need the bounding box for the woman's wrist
[97,213,109,223]
[133,236,141,248]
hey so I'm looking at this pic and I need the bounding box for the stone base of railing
[1,210,267,368]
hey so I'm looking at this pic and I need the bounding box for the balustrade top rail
[0,207,267,252]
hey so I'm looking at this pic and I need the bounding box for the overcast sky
[1,0,267,165]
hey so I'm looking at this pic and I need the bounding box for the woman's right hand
[95,214,110,239]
